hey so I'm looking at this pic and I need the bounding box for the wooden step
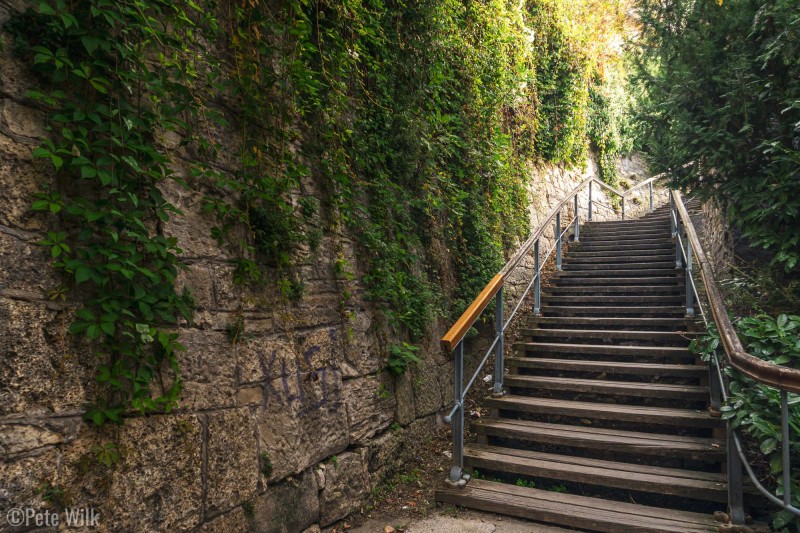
[506,357,707,378]
[585,218,670,227]
[552,269,680,278]
[544,306,686,317]
[553,276,681,286]
[567,248,675,258]
[436,479,719,533]
[571,241,673,251]
[514,342,692,359]
[545,285,682,295]
[578,234,672,244]
[485,395,721,428]
[525,316,694,330]
[518,328,697,342]
[471,418,724,460]
[541,295,684,304]
[566,254,675,264]
[580,227,671,236]
[465,444,729,502]
[504,375,708,400]
[578,232,672,243]
[563,261,677,270]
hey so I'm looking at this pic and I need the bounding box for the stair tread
[504,375,708,399]
[543,305,687,316]
[514,341,690,355]
[543,297,684,305]
[556,268,678,272]
[465,444,729,502]
[506,357,706,376]
[563,262,678,269]
[528,317,692,326]
[485,395,720,427]
[553,277,681,284]
[520,328,697,338]
[471,418,723,457]
[436,479,718,533]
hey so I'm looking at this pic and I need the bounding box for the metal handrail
[669,191,800,523]
[440,174,664,487]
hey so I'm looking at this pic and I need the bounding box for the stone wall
[0,10,662,531]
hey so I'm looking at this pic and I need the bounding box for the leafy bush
[632,0,800,271]
[694,314,800,530]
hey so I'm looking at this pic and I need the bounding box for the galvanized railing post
[533,239,541,315]
[573,194,580,242]
[782,391,792,507]
[621,197,626,220]
[709,364,722,414]
[555,210,562,270]
[447,341,467,486]
[670,195,676,238]
[588,181,593,222]
[649,181,654,212]
[728,424,746,524]
[685,236,694,316]
[492,288,505,397]
[675,214,683,269]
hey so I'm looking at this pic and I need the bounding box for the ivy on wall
[5,0,633,424]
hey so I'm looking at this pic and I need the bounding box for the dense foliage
[5,0,632,422]
[632,0,800,271]
[693,314,800,530]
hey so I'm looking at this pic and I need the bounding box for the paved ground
[347,509,576,533]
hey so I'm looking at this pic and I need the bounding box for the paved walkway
[348,509,576,533]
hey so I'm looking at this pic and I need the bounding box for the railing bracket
[445,469,470,489]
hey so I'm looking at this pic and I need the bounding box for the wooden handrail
[672,191,800,393]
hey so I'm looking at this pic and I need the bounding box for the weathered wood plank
[484,395,721,428]
[436,479,718,533]
[470,418,724,460]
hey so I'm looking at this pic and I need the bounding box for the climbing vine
[6,0,224,424]
[6,0,634,423]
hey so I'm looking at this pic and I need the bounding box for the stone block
[175,262,215,311]
[177,329,236,411]
[0,231,59,296]
[0,133,50,231]
[337,309,382,378]
[318,450,370,527]
[1,101,45,140]
[412,365,443,418]
[393,371,415,426]
[343,375,394,444]
[254,365,348,481]
[160,178,235,261]
[237,331,330,386]
[104,414,204,531]
[0,299,94,416]
[0,449,59,525]
[205,408,259,516]
[367,428,405,474]
[251,469,318,533]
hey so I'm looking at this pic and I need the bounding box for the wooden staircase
[437,206,733,532]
